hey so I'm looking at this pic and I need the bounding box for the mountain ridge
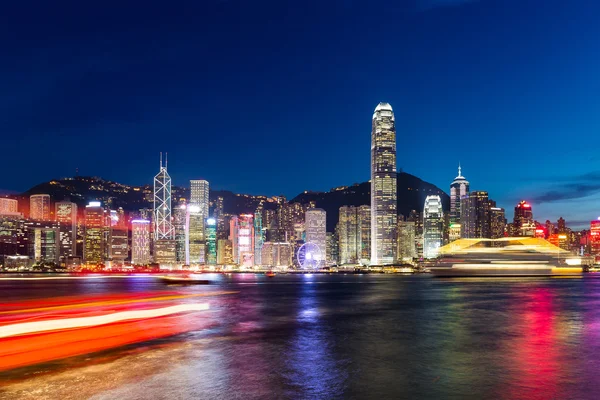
[15,173,449,231]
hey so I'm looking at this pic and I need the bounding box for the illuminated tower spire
[154,153,174,240]
[450,163,469,225]
[371,102,397,265]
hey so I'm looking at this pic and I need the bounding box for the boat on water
[430,237,586,277]
[266,271,276,277]
[160,275,211,284]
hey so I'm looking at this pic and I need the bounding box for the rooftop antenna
[160,152,163,169]
[165,152,168,170]
[458,162,462,177]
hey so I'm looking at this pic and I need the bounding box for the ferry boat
[430,237,585,277]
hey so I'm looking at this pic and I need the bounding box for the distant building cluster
[1,103,599,271]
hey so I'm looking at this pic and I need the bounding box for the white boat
[430,237,584,277]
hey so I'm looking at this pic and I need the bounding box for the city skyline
[2,1,600,228]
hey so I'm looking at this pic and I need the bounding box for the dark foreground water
[2,273,600,399]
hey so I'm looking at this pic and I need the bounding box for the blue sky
[1,0,599,227]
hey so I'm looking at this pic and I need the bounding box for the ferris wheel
[297,242,323,270]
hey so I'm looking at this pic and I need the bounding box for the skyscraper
[109,210,128,263]
[326,232,337,266]
[230,215,254,267]
[26,221,60,264]
[30,194,50,221]
[513,201,534,237]
[206,217,217,265]
[153,153,174,241]
[190,180,210,218]
[173,204,187,263]
[590,218,600,257]
[187,204,206,265]
[423,195,444,259]
[338,206,358,265]
[449,165,469,225]
[371,102,397,265]
[84,201,105,264]
[460,191,492,239]
[254,205,264,266]
[358,205,371,265]
[55,201,77,260]
[0,198,18,215]
[153,153,176,265]
[131,219,151,265]
[490,207,506,239]
[397,220,417,262]
[305,208,326,268]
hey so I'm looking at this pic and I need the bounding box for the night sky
[2,0,599,227]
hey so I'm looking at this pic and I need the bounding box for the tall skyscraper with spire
[449,164,469,226]
[371,102,397,265]
[153,153,174,240]
[153,153,176,265]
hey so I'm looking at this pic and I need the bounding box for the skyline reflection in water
[2,275,600,399]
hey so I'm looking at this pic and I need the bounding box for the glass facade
[84,202,105,264]
[30,194,50,221]
[131,220,151,265]
[55,201,77,259]
[423,196,444,259]
[449,166,469,227]
[305,208,326,268]
[371,102,397,265]
[206,218,217,265]
[153,155,174,240]
[190,180,210,218]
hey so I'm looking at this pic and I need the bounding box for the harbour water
[2,273,600,399]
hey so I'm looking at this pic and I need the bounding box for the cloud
[532,183,600,204]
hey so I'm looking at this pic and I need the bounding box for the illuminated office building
[358,205,371,265]
[187,204,206,265]
[591,218,600,256]
[230,215,254,267]
[0,215,26,257]
[261,242,293,267]
[26,221,59,264]
[30,194,50,221]
[153,153,175,265]
[305,208,326,267]
[326,232,337,266]
[557,217,567,233]
[254,206,264,265]
[423,195,444,259]
[449,223,461,242]
[513,200,534,237]
[371,102,397,265]
[338,206,358,265]
[109,209,128,263]
[173,203,187,261]
[217,239,234,265]
[84,201,105,264]
[55,201,77,259]
[397,220,417,262]
[490,207,506,239]
[153,153,174,240]
[131,220,151,265]
[206,218,217,265]
[461,192,492,239]
[190,180,210,218]
[449,165,469,225]
[408,210,424,258]
[174,204,187,263]
[0,198,18,215]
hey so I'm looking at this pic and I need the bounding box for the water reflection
[284,280,347,399]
